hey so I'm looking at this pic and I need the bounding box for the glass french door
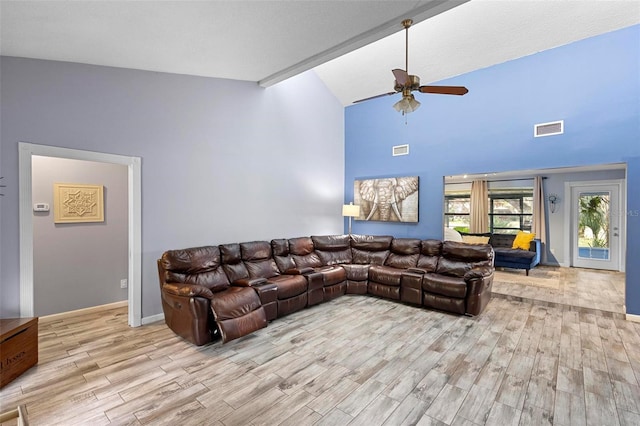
[571,183,621,270]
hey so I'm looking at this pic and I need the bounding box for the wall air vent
[534,120,564,137]
[392,144,409,156]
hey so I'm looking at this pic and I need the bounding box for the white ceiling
[1,1,639,107]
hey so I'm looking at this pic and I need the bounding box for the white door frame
[19,142,142,326]
[563,179,626,272]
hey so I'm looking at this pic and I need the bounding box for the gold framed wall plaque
[53,183,104,223]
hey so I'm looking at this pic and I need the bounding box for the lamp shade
[342,204,361,217]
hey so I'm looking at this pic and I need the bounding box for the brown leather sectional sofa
[157,234,495,346]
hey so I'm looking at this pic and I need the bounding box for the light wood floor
[492,266,626,317]
[1,267,639,425]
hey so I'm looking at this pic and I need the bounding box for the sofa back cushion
[271,238,295,272]
[312,235,353,265]
[350,234,392,265]
[435,258,473,278]
[443,241,493,263]
[385,238,420,269]
[161,246,230,292]
[220,243,250,283]
[436,241,494,277]
[241,241,279,279]
[289,237,323,268]
[489,233,516,248]
[416,239,442,271]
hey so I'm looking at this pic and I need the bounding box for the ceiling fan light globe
[408,95,420,112]
[393,94,420,114]
[393,98,408,113]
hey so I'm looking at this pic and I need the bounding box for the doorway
[569,180,624,271]
[32,156,128,316]
[18,142,142,326]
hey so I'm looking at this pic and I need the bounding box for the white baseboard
[142,313,165,325]
[39,300,127,323]
[626,313,640,323]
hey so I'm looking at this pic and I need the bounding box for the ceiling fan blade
[392,69,408,86]
[418,85,469,96]
[353,92,397,103]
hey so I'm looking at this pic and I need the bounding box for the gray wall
[32,156,128,316]
[0,56,345,319]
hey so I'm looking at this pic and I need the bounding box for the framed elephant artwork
[354,176,419,222]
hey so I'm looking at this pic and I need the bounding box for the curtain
[532,176,547,245]
[469,180,488,233]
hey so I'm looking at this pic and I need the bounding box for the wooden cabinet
[0,317,38,388]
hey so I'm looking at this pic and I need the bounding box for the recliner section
[158,245,267,345]
[157,234,495,345]
[368,238,421,301]
[241,241,308,318]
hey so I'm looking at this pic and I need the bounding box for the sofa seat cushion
[369,265,403,286]
[341,264,369,281]
[423,274,467,298]
[267,275,308,299]
[494,247,536,265]
[315,265,346,286]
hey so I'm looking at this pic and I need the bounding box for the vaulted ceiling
[1,1,638,106]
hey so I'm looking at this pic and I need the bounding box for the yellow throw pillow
[461,235,490,245]
[512,231,536,250]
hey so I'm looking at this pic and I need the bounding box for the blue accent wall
[626,155,640,315]
[344,25,640,314]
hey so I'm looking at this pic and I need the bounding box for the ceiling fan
[354,19,468,114]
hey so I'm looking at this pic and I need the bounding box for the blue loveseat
[461,233,541,275]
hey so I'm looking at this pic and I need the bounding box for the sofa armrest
[162,283,214,299]
[464,266,493,280]
[464,266,494,296]
[530,239,541,266]
[466,275,493,298]
[160,287,214,345]
[406,267,427,275]
[233,277,268,287]
[464,268,494,316]
[285,267,315,275]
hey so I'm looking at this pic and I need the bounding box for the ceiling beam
[258,0,469,87]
